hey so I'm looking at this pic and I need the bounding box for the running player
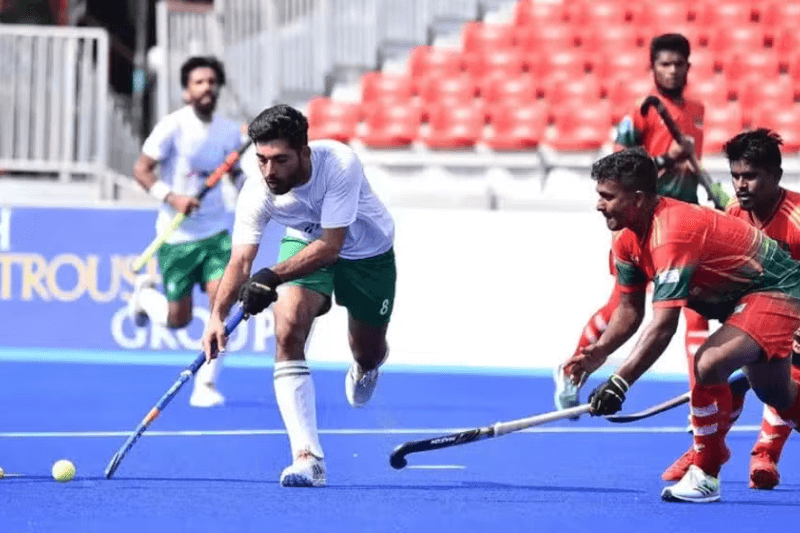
[553,33,729,419]
[568,147,800,503]
[664,128,799,490]
[129,56,245,408]
[200,105,396,488]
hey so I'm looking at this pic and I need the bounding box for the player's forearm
[271,239,340,283]
[133,155,159,190]
[211,253,254,320]
[614,309,680,385]
[594,303,643,357]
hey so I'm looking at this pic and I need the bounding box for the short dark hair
[180,56,226,88]
[650,33,690,65]
[723,128,783,172]
[248,105,309,150]
[591,147,658,194]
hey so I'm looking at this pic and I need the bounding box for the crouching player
[201,105,396,487]
[567,148,800,502]
[663,129,800,489]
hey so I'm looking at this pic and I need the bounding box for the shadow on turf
[327,481,641,493]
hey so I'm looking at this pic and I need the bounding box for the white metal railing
[155,0,483,120]
[0,24,109,182]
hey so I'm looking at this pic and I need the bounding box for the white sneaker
[661,464,720,503]
[280,454,326,487]
[345,362,380,408]
[128,274,155,327]
[189,382,225,408]
[553,364,581,420]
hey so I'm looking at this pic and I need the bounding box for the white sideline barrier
[303,206,696,379]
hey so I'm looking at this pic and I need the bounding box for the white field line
[0,425,760,439]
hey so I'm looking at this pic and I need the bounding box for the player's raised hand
[201,315,227,361]
[166,193,201,215]
[238,268,281,315]
[666,136,695,163]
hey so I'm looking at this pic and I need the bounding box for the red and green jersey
[726,188,800,260]
[616,88,705,204]
[613,197,800,320]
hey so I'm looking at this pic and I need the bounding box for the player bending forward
[664,129,800,489]
[567,148,800,503]
[201,105,396,488]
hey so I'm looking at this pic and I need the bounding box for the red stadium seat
[638,2,692,29]
[749,105,800,153]
[606,76,653,123]
[479,73,540,107]
[594,51,651,86]
[548,103,613,152]
[306,98,361,143]
[544,75,604,107]
[568,1,629,28]
[359,104,422,149]
[707,26,770,55]
[422,103,484,150]
[703,102,745,153]
[515,24,578,54]
[721,50,781,86]
[408,46,465,94]
[461,22,516,54]
[513,0,568,27]
[738,77,796,112]
[579,24,642,55]
[694,2,756,27]
[418,73,479,121]
[484,102,548,151]
[361,72,414,105]
[759,2,800,28]
[529,49,592,85]
[686,76,735,108]
[462,48,527,89]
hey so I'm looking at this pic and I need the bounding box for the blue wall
[0,206,283,355]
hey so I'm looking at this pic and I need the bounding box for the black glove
[238,268,282,316]
[589,374,629,416]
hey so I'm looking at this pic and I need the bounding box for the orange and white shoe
[662,445,730,482]
[749,451,780,490]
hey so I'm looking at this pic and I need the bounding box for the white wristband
[148,181,171,202]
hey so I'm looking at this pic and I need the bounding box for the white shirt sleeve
[141,115,177,162]
[320,152,362,229]
[231,176,271,245]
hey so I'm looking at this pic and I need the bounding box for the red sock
[776,385,800,428]
[752,405,794,462]
[683,309,709,389]
[729,387,746,426]
[690,383,732,477]
[571,284,620,356]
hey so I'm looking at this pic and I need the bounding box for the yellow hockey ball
[52,460,76,482]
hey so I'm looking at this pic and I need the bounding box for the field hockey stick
[131,139,253,273]
[605,371,750,423]
[639,95,723,209]
[389,404,592,470]
[104,307,248,479]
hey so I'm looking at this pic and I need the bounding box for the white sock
[274,360,324,459]
[138,287,169,326]
[195,355,224,386]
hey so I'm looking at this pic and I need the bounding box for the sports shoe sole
[660,487,720,503]
[749,467,779,490]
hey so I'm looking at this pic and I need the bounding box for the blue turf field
[1,356,799,532]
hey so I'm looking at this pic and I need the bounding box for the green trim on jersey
[615,259,648,288]
[278,236,396,326]
[652,266,695,302]
[158,231,231,301]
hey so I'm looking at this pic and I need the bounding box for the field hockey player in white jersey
[130,56,245,408]
[201,104,397,487]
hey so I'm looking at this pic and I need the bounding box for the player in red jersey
[554,34,729,419]
[567,147,800,502]
[662,129,800,489]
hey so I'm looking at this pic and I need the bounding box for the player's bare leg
[191,277,225,407]
[273,285,328,487]
[345,315,389,408]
